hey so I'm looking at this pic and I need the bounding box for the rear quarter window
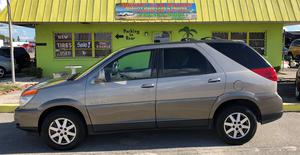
[207,42,270,69]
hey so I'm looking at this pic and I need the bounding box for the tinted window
[161,48,216,77]
[207,43,270,69]
[104,51,154,82]
[0,49,10,58]
[0,48,28,57]
[293,40,300,46]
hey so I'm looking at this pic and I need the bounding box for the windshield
[69,50,121,80]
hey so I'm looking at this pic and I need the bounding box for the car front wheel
[216,106,257,145]
[41,110,86,150]
[0,67,6,78]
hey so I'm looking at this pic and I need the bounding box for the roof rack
[200,37,223,40]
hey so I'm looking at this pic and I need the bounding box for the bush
[274,66,281,73]
[23,67,43,78]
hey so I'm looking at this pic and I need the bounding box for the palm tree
[178,26,197,41]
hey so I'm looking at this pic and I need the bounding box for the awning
[0,0,299,23]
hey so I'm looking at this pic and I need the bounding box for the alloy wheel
[48,118,77,145]
[223,112,251,139]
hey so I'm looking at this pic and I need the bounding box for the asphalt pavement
[0,112,299,155]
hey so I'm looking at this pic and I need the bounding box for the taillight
[251,67,278,81]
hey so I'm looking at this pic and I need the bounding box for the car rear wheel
[41,110,86,150]
[215,106,257,145]
[0,67,6,78]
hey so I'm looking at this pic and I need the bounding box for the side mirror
[94,69,106,83]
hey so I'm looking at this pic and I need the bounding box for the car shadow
[0,121,227,154]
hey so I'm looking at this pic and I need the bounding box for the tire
[215,106,257,145]
[0,67,6,78]
[41,110,87,150]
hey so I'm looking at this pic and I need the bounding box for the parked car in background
[0,55,15,78]
[296,67,300,100]
[0,47,31,71]
[288,39,300,60]
[282,47,289,59]
[15,41,282,150]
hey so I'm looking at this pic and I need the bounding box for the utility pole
[7,0,15,83]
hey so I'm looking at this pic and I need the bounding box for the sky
[0,0,299,42]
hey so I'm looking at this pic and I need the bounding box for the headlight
[20,95,35,106]
[19,89,38,106]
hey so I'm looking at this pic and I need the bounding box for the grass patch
[0,84,22,95]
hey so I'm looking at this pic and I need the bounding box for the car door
[156,47,225,128]
[86,49,158,131]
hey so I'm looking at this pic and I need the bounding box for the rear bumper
[261,111,283,124]
[257,93,283,124]
[14,107,40,132]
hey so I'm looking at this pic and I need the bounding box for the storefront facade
[0,0,299,76]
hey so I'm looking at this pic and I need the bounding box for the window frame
[158,47,216,78]
[103,49,159,82]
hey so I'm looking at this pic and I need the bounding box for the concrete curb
[0,103,299,113]
[0,104,19,113]
[283,103,300,112]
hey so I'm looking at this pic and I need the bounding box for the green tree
[178,26,197,40]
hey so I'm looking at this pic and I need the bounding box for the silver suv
[15,41,283,150]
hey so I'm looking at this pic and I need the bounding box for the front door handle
[141,84,155,88]
[208,78,221,83]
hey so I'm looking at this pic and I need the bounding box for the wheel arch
[211,99,262,126]
[37,99,92,134]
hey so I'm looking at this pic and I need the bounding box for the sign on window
[94,33,112,57]
[54,33,73,57]
[75,33,92,57]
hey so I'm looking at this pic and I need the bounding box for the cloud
[284,25,300,31]
[0,0,7,11]
[0,23,35,41]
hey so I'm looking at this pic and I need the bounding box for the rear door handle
[141,84,155,88]
[208,78,221,83]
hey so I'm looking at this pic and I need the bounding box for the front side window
[104,51,154,82]
[161,48,216,77]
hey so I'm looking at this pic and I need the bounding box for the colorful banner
[116,3,197,20]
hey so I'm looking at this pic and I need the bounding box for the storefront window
[212,32,266,55]
[54,33,73,58]
[94,33,112,57]
[75,33,92,57]
[231,32,247,43]
[54,32,112,58]
[212,32,228,39]
[249,32,266,55]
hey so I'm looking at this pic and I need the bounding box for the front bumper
[14,107,40,132]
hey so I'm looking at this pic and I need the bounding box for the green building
[0,0,299,77]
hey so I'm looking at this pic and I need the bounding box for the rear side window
[161,48,216,77]
[207,43,270,69]
[0,49,10,58]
